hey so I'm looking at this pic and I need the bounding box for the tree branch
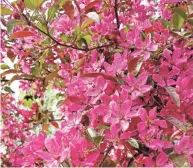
[22,14,114,52]
[114,0,120,30]
[98,145,113,167]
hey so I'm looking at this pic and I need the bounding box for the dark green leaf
[84,130,93,142]
[80,35,91,45]
[4,87,15,93]
[93,136,103,145]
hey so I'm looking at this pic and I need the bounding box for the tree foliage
[1,0,193,167]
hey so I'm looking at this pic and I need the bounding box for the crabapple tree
[1,0,193,167]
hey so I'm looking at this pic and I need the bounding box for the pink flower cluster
[1,0,193,167]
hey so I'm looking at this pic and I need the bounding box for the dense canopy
[1,0,193,167]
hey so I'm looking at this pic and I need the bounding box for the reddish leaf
[7,49,16,62]
[10,31,35,39]
[63,1,74,20]
[24,51,30,57]
[68,95,84,104]
[82,72,117,82]
[85,0,100,13]
[128,57,140,73]
[42,123,49,132]
[144,26,153,33]
[51,121,59,128]
[58,95,84,107]
[58,51,64,59]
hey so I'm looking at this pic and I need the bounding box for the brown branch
[22,14,114,52]
[89,42,114,51]
[98,145,113,167]
[114,0,120,30]
[127,146,150,167]
[127,152,140,167]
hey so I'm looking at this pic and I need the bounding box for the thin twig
[98,145,113,167]
[114,0,120,30]
[22,14,114,51]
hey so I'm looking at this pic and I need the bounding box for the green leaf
[0,6,13,15]
[23,98,34,108]
[61,34,70,42]
[93,135,103,145]
[124,26,129,33]
[77,34,91,47]
[84,130,93,142]
[128,138,139,149]
[73,26,82,37]
[161,19,172,28]
[170,154,190,167]
[56,0,69,7]
[165,116,189,131]
[97,125,110,130]
[36,22,47,33]
[81,35,91,45]
[165,86,180,107]
[172,12,184,30]
[7,20,23,34]
[1,64,10,70]
[24,0,45,9]
[4,87,15,93]
[174,8,187,20]
[32,67,41,76]
[47,5,59,22]
[87,128,97,138]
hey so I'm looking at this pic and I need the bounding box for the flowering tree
[1,0,193,167]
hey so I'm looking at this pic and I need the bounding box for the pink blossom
[122,72,152,100]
